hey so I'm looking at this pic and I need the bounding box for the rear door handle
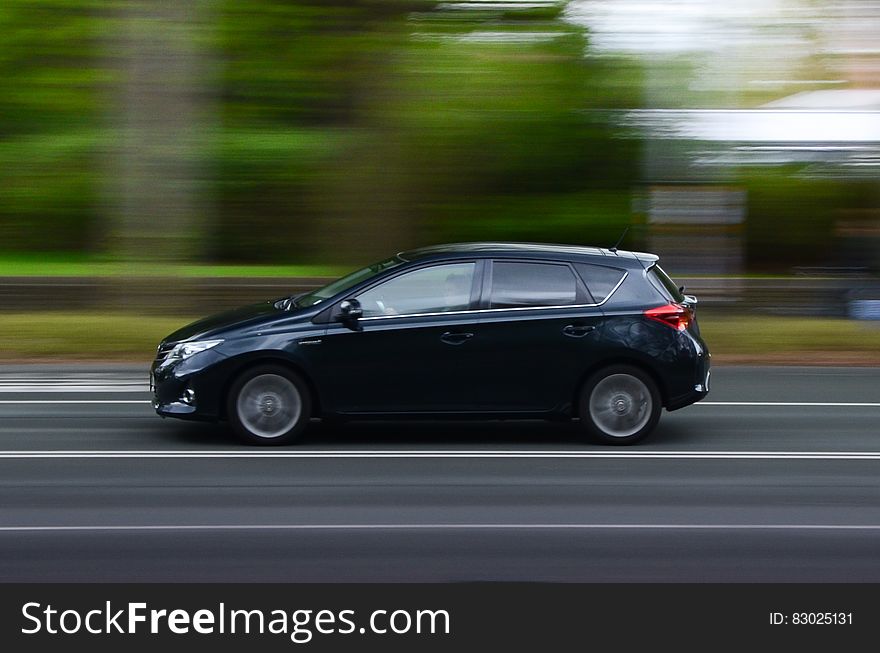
[562,324,595,338]
[440,331,474,345]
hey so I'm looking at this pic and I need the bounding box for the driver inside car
[442,273,471,312]
[367,271,471,316]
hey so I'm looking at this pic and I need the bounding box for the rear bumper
[666,362,710,411]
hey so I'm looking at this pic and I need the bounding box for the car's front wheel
[578,365,661,445]
[228,365,311,445]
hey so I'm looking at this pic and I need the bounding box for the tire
[578,364,661,445]
[227,365,311,445]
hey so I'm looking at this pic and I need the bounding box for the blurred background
[1,0,880,361]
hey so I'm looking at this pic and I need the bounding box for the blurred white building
[566,0,880,273]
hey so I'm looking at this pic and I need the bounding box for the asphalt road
[1,365,879,582]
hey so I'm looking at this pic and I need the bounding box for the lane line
[700,401,880,407]
[1,524,880,532]
[4,398,880,408]
[2,450,880,460]
[0,400,147,405]
[0,386,148,393]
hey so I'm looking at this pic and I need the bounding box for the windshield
[295,257,404,307]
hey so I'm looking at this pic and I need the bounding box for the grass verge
[698,315,880,356]
[0,312,879,363]
[0,254,344,278]
[0,313,192,361]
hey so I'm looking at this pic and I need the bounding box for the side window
[573,264,626,303]
[355,262,476,317]
[489,261,579,309]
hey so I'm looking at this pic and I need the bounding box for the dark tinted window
[573,264,626,303]
[649,265,685,303]
[608,273,665,305]
[489,262,578,308]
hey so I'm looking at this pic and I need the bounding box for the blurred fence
[2,275,878,318]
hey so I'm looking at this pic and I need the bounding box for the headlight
[167,339,224,361]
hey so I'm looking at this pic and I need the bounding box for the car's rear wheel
[578,365,661,445]
[228,365,311,445]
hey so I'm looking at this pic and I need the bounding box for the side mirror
[678,285,686,294]
[339,299,363,319]
[337,298,363,331]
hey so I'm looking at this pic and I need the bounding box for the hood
[163,299,296,343]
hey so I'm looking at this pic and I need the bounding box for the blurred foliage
[387,14,642,251]
[741,167,879,272]
[0,0,642,265]
[0,0,108,252]
[1,0,874,272]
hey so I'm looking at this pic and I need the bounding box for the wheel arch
[573,356,669,411]
[219,353,323,420]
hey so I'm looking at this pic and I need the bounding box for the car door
[472,259,605,412]
[311,260,486,414]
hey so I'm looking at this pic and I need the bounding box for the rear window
[573,264,626,303]
[649,265,685,303]
[489,261,579,308]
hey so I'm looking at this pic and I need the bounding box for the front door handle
[440,331,475,345]
[562,324,595,338]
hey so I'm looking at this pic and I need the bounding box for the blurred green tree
[0,0,644,266]
[0,0,107,254]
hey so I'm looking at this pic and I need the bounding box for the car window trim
[483,258,592,311]
[359,270,627,321]
[312,259,479,324]
[646,263,685,303]
[572,262,628,304]
[344,259,483,319]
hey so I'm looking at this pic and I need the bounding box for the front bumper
[150,349,226,421]
[152,398,199,417]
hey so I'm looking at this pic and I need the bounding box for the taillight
[644,303,690,332]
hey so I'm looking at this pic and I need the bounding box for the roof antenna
[609,226,629,253]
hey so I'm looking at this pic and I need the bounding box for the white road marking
[2,379,880,404]
[1,398,880,408]
[0,378,877,407]
[0,400,147,404]
[0,385,148,393]
[1,523,879,532]
[1,450,880,460]
[700,401,880,407]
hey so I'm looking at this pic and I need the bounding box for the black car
[151,242,710,445]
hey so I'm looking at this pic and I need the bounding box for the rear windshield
[649,265,685,303]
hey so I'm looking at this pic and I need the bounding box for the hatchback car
[151,242,710,445]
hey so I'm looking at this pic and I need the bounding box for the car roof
[397,242,659,266]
